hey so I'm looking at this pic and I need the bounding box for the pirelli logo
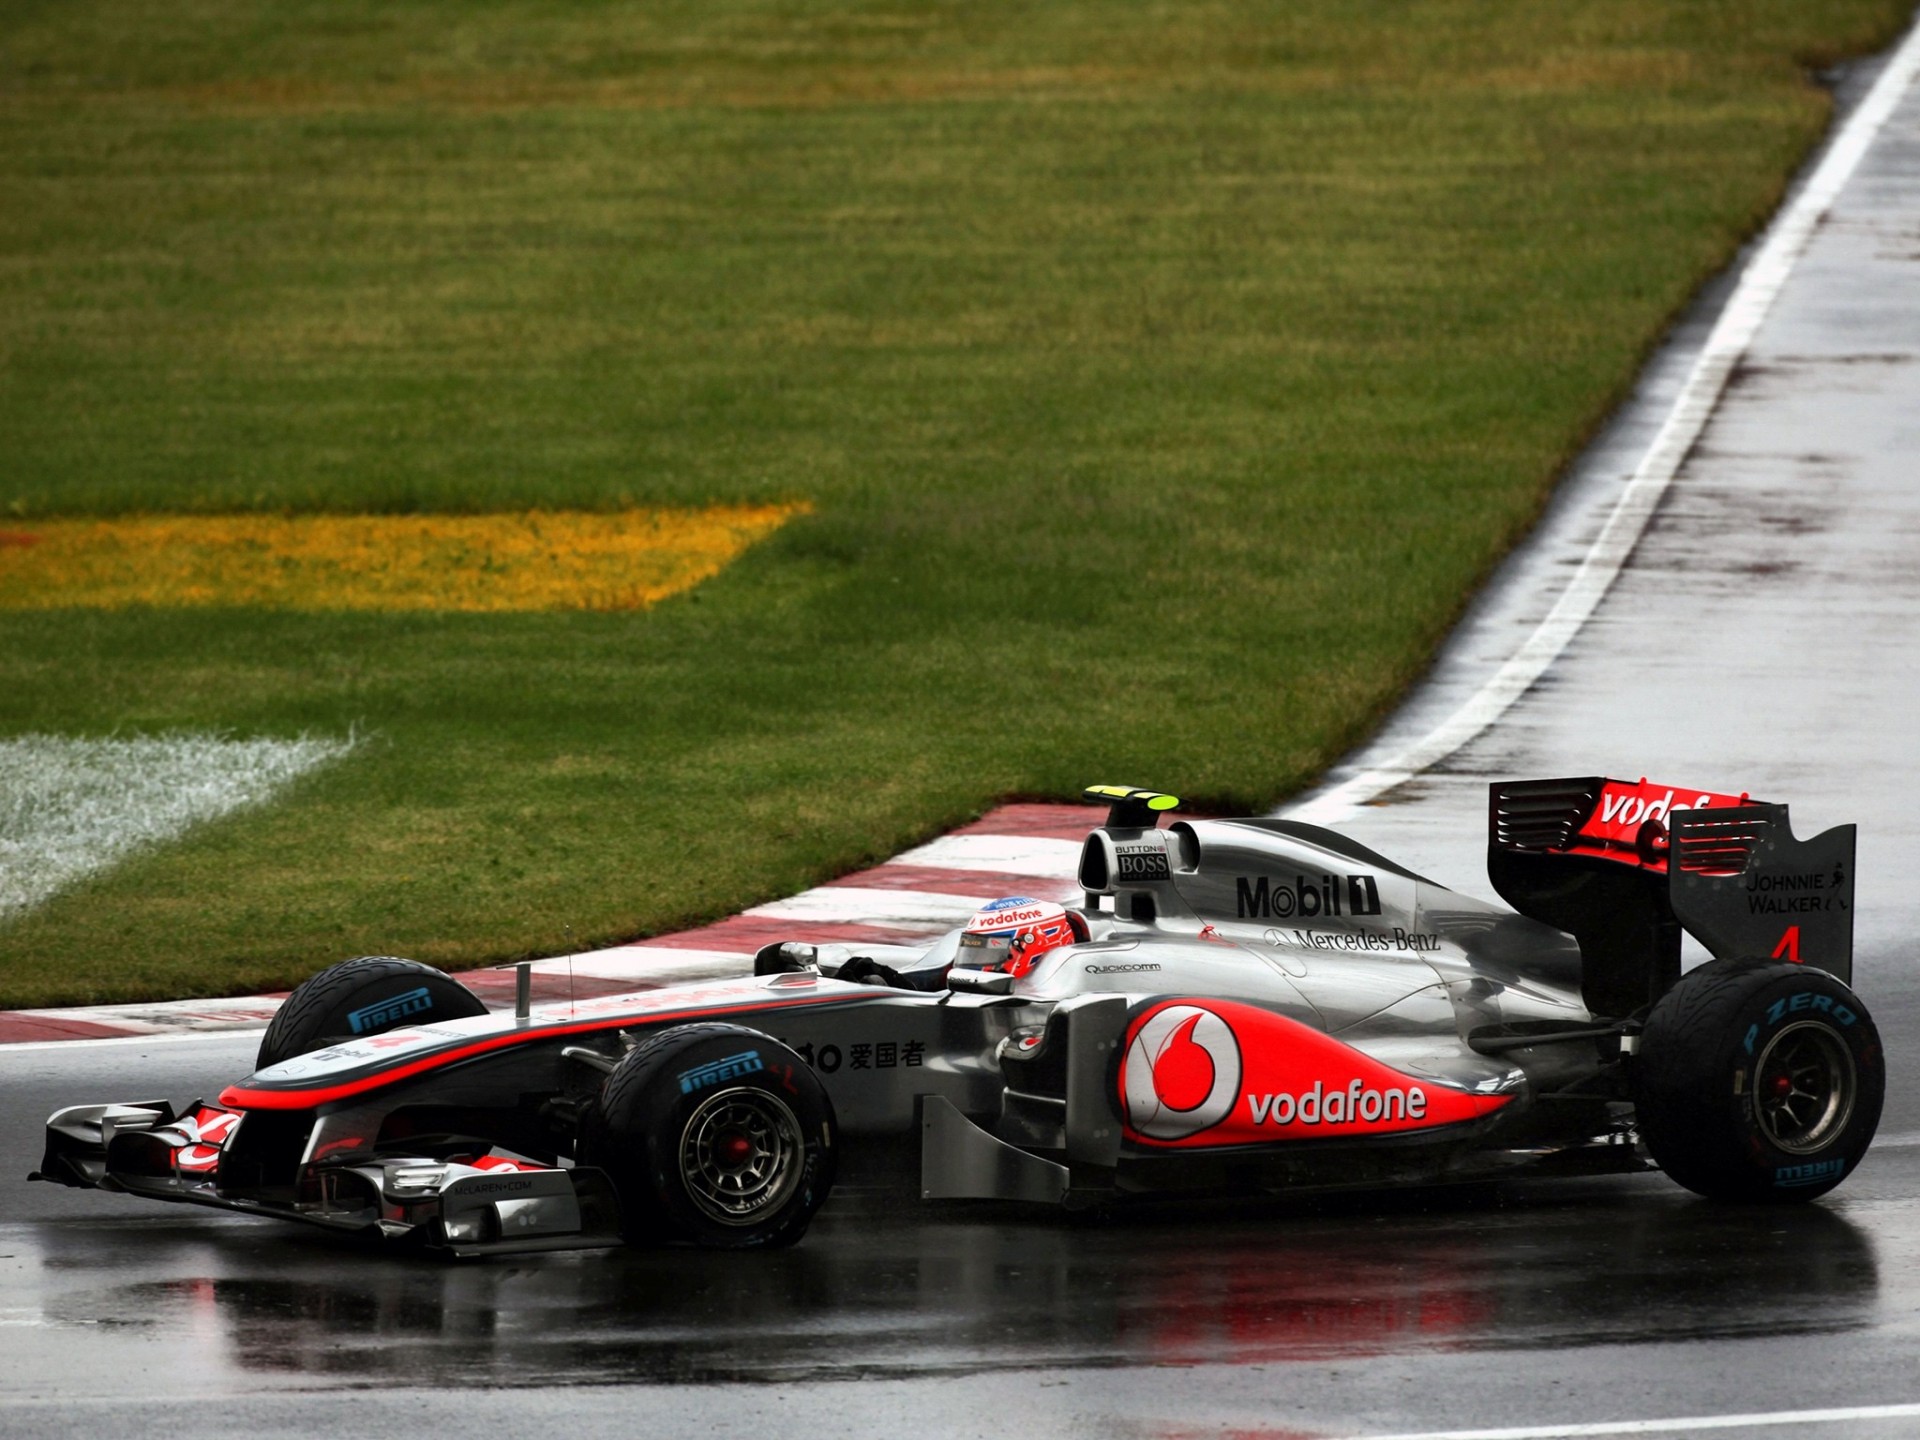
[347,986,434,1034]
[677,1049,765,1094]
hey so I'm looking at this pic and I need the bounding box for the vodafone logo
[1582,780,1745,844]
[1118,996,1512,1149]
[1597,788,1715,831]
[1122,1004,1242,1140]
[967,905,1048,930]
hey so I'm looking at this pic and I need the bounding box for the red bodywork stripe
[217,990,860,1111]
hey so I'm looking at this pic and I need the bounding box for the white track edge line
[1349,1399,1920,1440]
[1287,14,1920,825]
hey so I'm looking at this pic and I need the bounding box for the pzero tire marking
[1123,1003,1242,1140]
[1634,958,1883,1201]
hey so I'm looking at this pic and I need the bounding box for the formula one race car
[34,779,1884,1253]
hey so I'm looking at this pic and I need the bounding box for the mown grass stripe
[0,505,807,613]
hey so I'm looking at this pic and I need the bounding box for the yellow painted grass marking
[0,505,808,612]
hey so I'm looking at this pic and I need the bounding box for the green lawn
[0,0,1907,1006]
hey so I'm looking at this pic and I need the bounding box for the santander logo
[1122,1004,1243,1140]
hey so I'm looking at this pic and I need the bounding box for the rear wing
[1489,777,1855,1018]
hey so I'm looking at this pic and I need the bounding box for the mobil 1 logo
[1236,872,1382,920]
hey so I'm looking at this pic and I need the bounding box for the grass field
[0,0,1908,1007]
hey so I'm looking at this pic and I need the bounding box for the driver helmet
[955,896,1085,977]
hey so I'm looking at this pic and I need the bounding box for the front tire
[579,1022,836,1249]
[1635,959,1883,1202]
[257,955,488,1069]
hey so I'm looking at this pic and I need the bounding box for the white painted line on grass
[1288,12,1920,825]
[1349,1400,1920,1439]
[0,732,354,916]
[887,834,1083,878]
[745,886,987,927]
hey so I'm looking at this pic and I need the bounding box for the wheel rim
[1754,1020,1855,1155]
[678,1086,803,1226]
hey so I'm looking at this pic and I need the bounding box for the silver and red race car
[34,779,1884,1252]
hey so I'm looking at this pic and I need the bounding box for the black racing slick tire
[256,955,488,1069]
[578,1023,836,1249]
[1635,959,1883,1203]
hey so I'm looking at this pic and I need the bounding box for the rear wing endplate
[1668,804,1855,980]
[1489,777,1855,1016]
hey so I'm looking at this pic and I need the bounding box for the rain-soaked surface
[5,1035,1920,1438]
[4,1178,1902,1387]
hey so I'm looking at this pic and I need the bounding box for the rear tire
[256,955,488,1069]
[1635,959,1883,1202]
[579,1022,836,1249]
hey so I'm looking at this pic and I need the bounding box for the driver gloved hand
[833,956,904,987]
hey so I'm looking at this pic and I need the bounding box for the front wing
[33,1099,620,1254]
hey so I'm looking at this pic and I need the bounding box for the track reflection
[26,1177,1880,1387]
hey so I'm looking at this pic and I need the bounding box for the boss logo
[1115,847,1171,882]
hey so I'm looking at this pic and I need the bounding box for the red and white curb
[0,802,1090,1046]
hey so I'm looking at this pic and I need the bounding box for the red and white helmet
[955,897,1084,977]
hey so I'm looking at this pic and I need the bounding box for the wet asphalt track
[4,1033,1920,1438]
[8,23,1920,1440]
